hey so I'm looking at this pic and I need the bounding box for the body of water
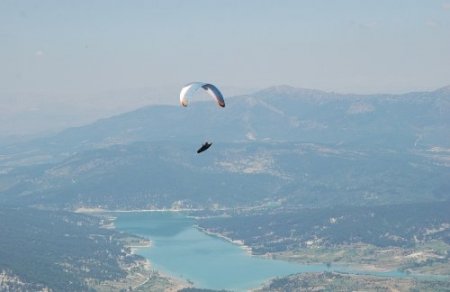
[113,211,404,291]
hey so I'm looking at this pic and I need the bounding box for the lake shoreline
[195,225,254,256]
[82,209,193,291]
[75,207,204,213]
[80,208,444,290]
[109,210,335,290]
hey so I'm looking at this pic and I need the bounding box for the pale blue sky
[1,0,450,95]
[0,0,450,138]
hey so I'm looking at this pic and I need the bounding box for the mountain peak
[254,85,327,98]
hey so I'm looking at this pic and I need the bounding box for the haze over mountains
[4,84,450,150]
[1,85,449,210]
[1,84,449,291]
[0,85,253,140]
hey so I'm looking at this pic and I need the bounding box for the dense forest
[0,208,141,291]
[196,201,450,253]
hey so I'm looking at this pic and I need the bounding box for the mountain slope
[3,85,449,157]
[1,85,449,209]
[1,141,449,209]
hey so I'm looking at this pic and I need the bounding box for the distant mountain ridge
[3,84,450,157]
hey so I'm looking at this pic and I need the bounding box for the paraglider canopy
[179,82,224,154]
[180,82,225,108]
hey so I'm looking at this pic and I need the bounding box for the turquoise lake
[113,211,406,291]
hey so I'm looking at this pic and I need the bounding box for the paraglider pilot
[197,142,212,153]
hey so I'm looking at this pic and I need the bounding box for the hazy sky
[1,0,450,137]
[1,0,450,95]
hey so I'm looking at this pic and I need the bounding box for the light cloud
[443,2,450,10]
[35,50,44,57]
[357,21,378,30]
[426,20,440,28]
[349,20,378,31]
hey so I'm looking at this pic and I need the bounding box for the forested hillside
[0,208,142,291]
[197,201,450,252]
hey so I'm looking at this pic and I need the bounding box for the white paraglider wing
[180,82,225,107]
